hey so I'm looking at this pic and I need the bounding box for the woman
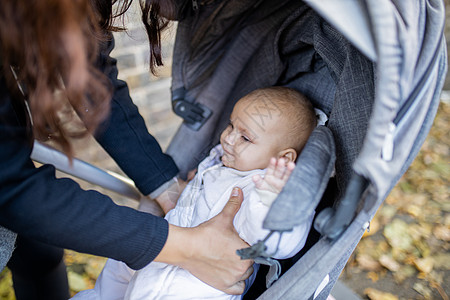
[0,0,252,298]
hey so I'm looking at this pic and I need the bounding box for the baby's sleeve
[233,188,313,260]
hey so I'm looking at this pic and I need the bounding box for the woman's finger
[225,280,246,295]
[240,265,254,281]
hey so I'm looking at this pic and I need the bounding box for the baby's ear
[278,148,297,164]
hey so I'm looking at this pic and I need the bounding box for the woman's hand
[154,187,254,295]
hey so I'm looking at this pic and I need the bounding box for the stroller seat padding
[263,126,336,231]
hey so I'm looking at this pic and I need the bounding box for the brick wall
[110,3,181,149]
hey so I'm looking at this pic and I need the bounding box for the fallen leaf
[356,254,382,271]
[374,241,390,258]
[397,181,414,194]
[417,272,428,280]
[379,255,400,272]
[433,225,450,241]
[385,189,402,205]
[367,271,379,282]
[393,265,416,283]
[364,288,398,300]
[414,257,434,274]
[0,269,15,300]
[391,248,409,263]
[411,194,428,206]
[406,204,421,218]
[85,261,106,280]
[404,254,417,265]
[383,219,414,252]
[356,239,381,260]
[413,282,433,299]
[67,271,88,292]
[378,205,397,224]
[432,190,449,204]
[408,223,433,240]
[413,239,431,257]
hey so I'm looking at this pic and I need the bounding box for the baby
[73,86,317,300]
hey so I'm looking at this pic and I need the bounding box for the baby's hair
[243,87,317,155]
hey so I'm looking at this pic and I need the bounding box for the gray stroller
[29,0,447,299]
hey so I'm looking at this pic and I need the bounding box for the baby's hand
[156,179,187,214]
[252,157,295,194]
[155,169,197,214]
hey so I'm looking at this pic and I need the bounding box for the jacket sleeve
[0,75,168,270]
[233,187,312,260]
[94,34,179,196]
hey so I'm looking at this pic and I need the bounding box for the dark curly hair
[0,0,176,157]
[0,0,113,157]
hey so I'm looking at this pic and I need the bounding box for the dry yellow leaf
[414,239,431,257]
[67,271,88,292]
[404,254,417,265]
[414,257,434,274]
[367,271,379,282]
[393,265,416,283]
[406,204,421,218]
[364,288,399,300]
[379,255,400,272]
[357,254,382,271]
[383,219,414,252]
[433,225,450,241]
[417,272,427,280]
[408,223,432,240]
[413,282,433,299]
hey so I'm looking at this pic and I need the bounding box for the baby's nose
[225,130,238,145]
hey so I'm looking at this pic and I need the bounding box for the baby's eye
[228,122,234,129]
[241,135,251,142]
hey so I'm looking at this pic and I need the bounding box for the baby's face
[220,97,287,171]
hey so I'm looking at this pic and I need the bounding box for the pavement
[330,280,362,300]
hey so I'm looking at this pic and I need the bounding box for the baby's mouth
[222,146,233,156]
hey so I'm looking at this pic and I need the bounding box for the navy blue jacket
[0,36,179,270]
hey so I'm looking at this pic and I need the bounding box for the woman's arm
[0,81,168,269]
[93,33,179,196]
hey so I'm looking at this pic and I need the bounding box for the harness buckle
[171,87,212,131]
